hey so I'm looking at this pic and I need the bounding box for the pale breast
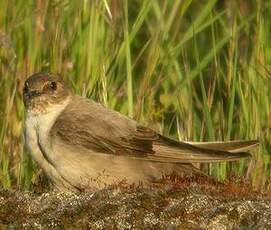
[30,102,70,160]
[24,100,77,191]
[25,115,40,162]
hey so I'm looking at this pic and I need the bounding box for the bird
[23,73,258,192]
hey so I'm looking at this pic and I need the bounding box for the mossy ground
[0,175,270,229]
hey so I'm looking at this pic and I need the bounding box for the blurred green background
[0,0,270,190]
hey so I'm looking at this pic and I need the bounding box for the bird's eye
[43,81,58,92]
[50,81,57,90]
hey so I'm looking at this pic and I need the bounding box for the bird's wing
[50,96,255,163]
[185,140,258,153]
[50,96,158,156]
[152,136,253,163]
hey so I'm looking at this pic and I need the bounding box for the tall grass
[0,0,270,190]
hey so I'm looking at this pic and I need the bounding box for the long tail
[185,140,258,153]
[147,136,257,163]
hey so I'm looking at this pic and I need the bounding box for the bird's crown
[23,73,72,114]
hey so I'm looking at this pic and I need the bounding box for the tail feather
[149,135,254,163]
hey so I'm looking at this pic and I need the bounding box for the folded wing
[50,96,256,163]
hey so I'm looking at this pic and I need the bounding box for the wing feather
[50,96,255,163]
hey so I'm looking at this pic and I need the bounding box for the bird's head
[23,73,72,115]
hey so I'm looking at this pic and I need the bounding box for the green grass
[0,0,270,190]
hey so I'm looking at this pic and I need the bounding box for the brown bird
[23,73,258,192]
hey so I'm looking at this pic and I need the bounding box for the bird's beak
[23,90,42,103]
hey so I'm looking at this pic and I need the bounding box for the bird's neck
[26,97,71,135]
